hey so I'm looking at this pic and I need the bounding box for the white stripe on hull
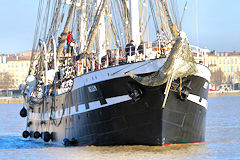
[187,94,208,109]
[29,93,207,121]
[29,95,132,121]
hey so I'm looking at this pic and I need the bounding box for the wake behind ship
[20,0,210,146]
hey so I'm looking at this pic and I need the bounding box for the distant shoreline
[208,91,240,97]
[0,97,24,104]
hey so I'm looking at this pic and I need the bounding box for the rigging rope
[180,0,188,30]
[149,0,160,34]
[168,0,178,27]
[85,0,106,54]
[46,0,60,46]
[40,0,51,42]
[29,0,44,75]
[195,0,199,47]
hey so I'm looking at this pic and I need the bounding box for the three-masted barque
[20,0,210,146]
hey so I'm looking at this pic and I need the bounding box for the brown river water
[0,96,240,160]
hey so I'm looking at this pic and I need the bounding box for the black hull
[162,75,208,144]
[26,64,209,146]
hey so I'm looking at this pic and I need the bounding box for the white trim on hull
[187,94,208,109]
[28,93,208,121]
[29,95,132,121]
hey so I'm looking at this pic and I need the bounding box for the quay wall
[0,97,24,104]
[208,91,240,97]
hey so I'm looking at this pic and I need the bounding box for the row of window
[14,81,25,85]
[211,66,240,72]
[0,80,25,86]
[0,70,27,75]
[227,75,239,81]
[7,63,29,67]
[209,58,240,65]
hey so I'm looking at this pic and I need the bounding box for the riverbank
[0,97,24,104]
[208,90,240,97]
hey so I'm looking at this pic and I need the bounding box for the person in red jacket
[67,31,73,54]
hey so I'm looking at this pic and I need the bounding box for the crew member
[67,31,73,54]
[137,42,144,54]
[160,44,165,56]
[125,40,135,56]
[137,42,144,61]
[125,40,135,62]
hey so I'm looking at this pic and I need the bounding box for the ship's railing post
[129,47,132,63]
[143,43,146,61]
[86,66,89,73]
[144,43,146,61]
[158,39,161,58]
[81,59,84,74]
[116,49,119,65]
[106,53,109,68]
[91,54,94,71]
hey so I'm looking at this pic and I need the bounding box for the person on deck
[67,31,73,54]
[137,42,144,54]
[125,40,135,56]
[125,40,135,62]
[137,41,144,60]
[160,44,165,55]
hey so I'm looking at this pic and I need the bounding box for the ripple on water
[1,97,240,159]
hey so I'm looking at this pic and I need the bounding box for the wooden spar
[52,0,63,38]
[105,7,120,48]
[139,0,145,41]
[46,0,62,45]
[85,0,106,54]
[121,0,131,45]
[57,1,76,60]
[161,0,177,39]
[129,0,140,46]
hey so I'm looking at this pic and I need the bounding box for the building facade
[0,52,31,90]
[208,51,240,90]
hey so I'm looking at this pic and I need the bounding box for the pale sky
[181,0,240,52]
[0,0,239,54]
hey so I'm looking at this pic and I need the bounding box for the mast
[128,0,140,46]
[121,0,131,45]
[79,0,87,53]
[161,0,177,39]
[139,0,145,41]
[96,0,106,62]
[85,0,106,54]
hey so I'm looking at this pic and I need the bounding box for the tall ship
[20,0,211,146]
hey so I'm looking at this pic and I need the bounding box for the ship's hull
[26,59,210,146]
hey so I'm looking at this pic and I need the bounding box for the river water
[0,96,240,160]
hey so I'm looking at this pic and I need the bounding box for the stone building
[0,51,31,90]
[208,50,240,90]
